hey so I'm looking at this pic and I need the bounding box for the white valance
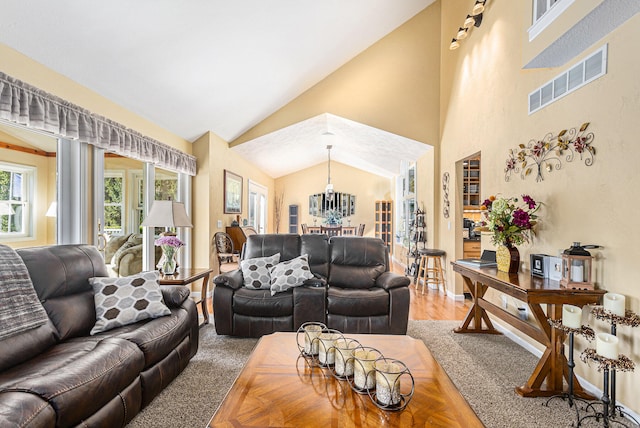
[0,71,196,176]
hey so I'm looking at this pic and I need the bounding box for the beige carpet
[126,321,630,427]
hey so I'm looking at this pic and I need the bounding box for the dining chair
[321,225,342,237]
[213,232,239,274]
[301,223,309,234]
[357,223,365,236]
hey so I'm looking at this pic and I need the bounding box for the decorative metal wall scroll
[442,172,450,219]
[504,122,596,182]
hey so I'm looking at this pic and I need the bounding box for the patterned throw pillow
[269,254,314,296]
[89,271,170,335]
[240,253,281,289]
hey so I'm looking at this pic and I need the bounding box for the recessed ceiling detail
[231,113,431,178]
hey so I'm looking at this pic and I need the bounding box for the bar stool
[416,249,446,294]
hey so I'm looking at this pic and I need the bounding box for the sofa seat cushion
[327,287,389,316]
[106,307,192,368]
[233,287,293,317]
[0,391,56,428]
[0,337,144,427]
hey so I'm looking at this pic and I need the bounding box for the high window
[0,162,35,238]
[529,0,574,41]
[396,161,416,248]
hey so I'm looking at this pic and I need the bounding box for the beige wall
[193,131,274,272]
[439,0,640,411]
[232,4,441,149]
[275,161,393,237]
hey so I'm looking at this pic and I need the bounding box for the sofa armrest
[213,269,244,290]
[302,274,327,288]
[161,286,191,307]
[375,272,411,290]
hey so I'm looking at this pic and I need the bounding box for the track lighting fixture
[449,0,487,51]
[472,0,486,16]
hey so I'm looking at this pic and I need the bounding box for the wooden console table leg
[454,278,499,334]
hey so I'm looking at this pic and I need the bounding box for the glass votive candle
[374,359,406,406]
[317,330,342,366]
[303,323,324,356]
[353,347,383,391]
[333,338,360,377]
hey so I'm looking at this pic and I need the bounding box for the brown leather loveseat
[0,244,199,427]
[213,234,410,337]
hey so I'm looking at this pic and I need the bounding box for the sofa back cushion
[17,244,109,340]
[244,234,301,263]
[328,237,388,289]
[300,234,330,278]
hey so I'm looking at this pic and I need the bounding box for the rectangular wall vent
[528,44,607,114]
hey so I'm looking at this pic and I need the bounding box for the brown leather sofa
[0,244,199,427]
[213,234,410,337]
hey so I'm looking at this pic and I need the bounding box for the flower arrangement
[324,209,343,225]
[154,235,184,249]
[154,235,184,274]
[477,195,540,246]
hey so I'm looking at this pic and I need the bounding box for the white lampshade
[141,201,193,228]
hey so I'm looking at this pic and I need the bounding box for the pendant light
[325,144,334,197]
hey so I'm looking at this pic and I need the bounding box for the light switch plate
[217,220,222,228]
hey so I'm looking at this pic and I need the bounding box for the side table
[159,267,214,326]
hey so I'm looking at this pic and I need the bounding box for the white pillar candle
[334,339,358,377]
[603,293,626,317]
[561,305,582,329]
[375,361,403,406]
[571,264,584,282]
[596,333,619,360]
[353,350,378,389]
[303,324,323,355]
[317,332,339,365]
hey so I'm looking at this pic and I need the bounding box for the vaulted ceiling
[0,1,435,177]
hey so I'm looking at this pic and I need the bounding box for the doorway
[248,180,268,233]
[461,153,482,260]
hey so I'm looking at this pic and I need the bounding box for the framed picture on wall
[224,170,242,214]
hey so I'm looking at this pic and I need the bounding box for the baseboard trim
[494,321,640,422]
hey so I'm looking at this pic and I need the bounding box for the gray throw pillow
[89,271,170,334]
[269,254,314,296]
[240,253,281,289]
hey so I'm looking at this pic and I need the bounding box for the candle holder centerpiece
[296,331,414,412]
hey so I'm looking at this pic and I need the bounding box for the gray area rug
[127,321,616,427]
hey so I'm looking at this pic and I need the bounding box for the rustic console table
[452,262,605,398]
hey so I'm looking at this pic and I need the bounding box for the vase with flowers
[155,235,184,275]
[477,194,541,273]
[324,209,343,225]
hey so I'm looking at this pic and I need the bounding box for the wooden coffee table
[208,332,483,427]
